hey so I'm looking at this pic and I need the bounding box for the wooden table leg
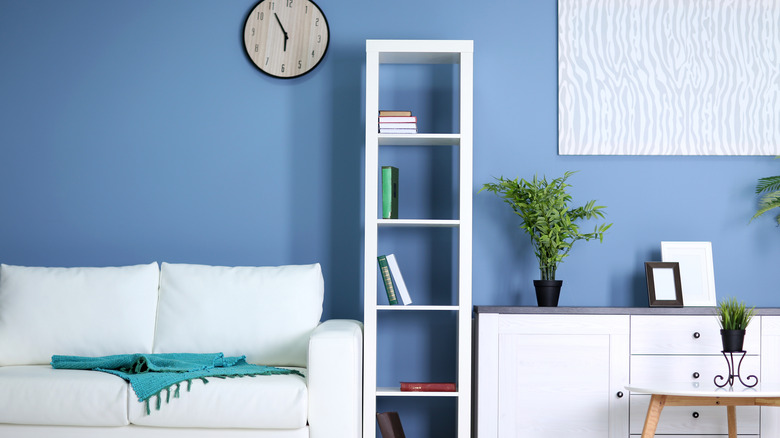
[641,394,666,438]
[727,405,737,438]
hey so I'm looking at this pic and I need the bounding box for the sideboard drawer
[631,355,760,386]
[631,315,761,355]
[630,395,760,434]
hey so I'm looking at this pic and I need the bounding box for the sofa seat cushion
[0,365,129,426]
[129,369,308,429]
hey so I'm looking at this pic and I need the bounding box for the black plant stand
[714,351,758,388]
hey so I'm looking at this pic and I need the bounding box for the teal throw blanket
[52,353,303,414]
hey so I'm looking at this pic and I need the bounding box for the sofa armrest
[307,319,363,438]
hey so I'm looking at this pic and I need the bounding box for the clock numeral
[251,27,255,36]
[317,34,321,43]
[269,2,274,10]
[265,57,270,65]
[259,12,264,20]
[281,64,285,73]
[286,0,293,7]
[298,60,302,69]
[255,44,259,52]
[315,17,319,26]
[305,5,308,13]
[311,50,315,58]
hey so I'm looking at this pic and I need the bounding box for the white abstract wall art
[558,0,780,156]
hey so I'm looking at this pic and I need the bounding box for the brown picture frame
[645,262,684,307]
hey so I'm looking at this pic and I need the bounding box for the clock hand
[274,13,289,52]
[274,13,287,34]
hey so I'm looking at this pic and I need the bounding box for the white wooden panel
[762,316,780,437]
[476,313,499,438]
[609,331,630,437]
[631,315,761,355]
[497,333,614,437]
[630,394,760,434]
[499,314,628,335]
[631,355,761,387]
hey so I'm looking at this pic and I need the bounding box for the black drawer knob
[693,372,700,379]
[616,391,624,398]
[692,412,700,419]
[693,332,701,339]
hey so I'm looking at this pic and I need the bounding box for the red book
[399,382,456,392]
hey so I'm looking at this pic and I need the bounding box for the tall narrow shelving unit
[363,40,473,438]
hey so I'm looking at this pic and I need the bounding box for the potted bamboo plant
[716,297,756,352]
[481,171,612,306]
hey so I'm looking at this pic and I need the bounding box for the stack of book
[378,110,417,134]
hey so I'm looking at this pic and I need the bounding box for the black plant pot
[720,329,746,352]
[534,280,563,307]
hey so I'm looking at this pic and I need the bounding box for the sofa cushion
[0,365,129,426]
[0,263,160,366]
[153,263,323,367]
[128,370,307,429]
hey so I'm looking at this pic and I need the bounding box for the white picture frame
[661,241,717,307]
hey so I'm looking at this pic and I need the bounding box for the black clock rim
[242,0,330,79]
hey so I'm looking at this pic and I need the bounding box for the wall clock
[243,0,330,79]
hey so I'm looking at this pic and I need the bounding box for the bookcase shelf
[378,133,461,146]
[376,387,461,397]
[376,219,460,227]
[363,39,473,438]
[377,305,460,311]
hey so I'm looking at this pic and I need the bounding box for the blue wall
[1,0,778,434]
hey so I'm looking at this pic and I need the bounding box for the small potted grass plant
[716,297,756,352]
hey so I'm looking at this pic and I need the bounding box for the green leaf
[751,191,780,222]
[756,175,780,195]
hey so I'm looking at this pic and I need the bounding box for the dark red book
[376,411,406,438]
[399,381,456,392]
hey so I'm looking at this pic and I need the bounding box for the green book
[382,166,398,219]
[377,255,398,305]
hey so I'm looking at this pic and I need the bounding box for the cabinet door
[484,315,629,438]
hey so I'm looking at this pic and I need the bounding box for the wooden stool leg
[641,395,666,438]
[727,405,737,438]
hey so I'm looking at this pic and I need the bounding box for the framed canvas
[645,262,683,308]
[661,241,716,307]
[558,0,780,156]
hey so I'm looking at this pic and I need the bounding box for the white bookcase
[363,40,473,438]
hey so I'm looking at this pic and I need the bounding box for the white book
[379,128,418,134]
[386,254,412,305]
[379,122,417,129]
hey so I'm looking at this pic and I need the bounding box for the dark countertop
[473,306,780,316]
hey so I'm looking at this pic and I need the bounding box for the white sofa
[0,262,362,438]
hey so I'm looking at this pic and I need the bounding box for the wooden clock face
[243,0,330,79]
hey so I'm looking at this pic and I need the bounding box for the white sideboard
[474,307,780,438]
